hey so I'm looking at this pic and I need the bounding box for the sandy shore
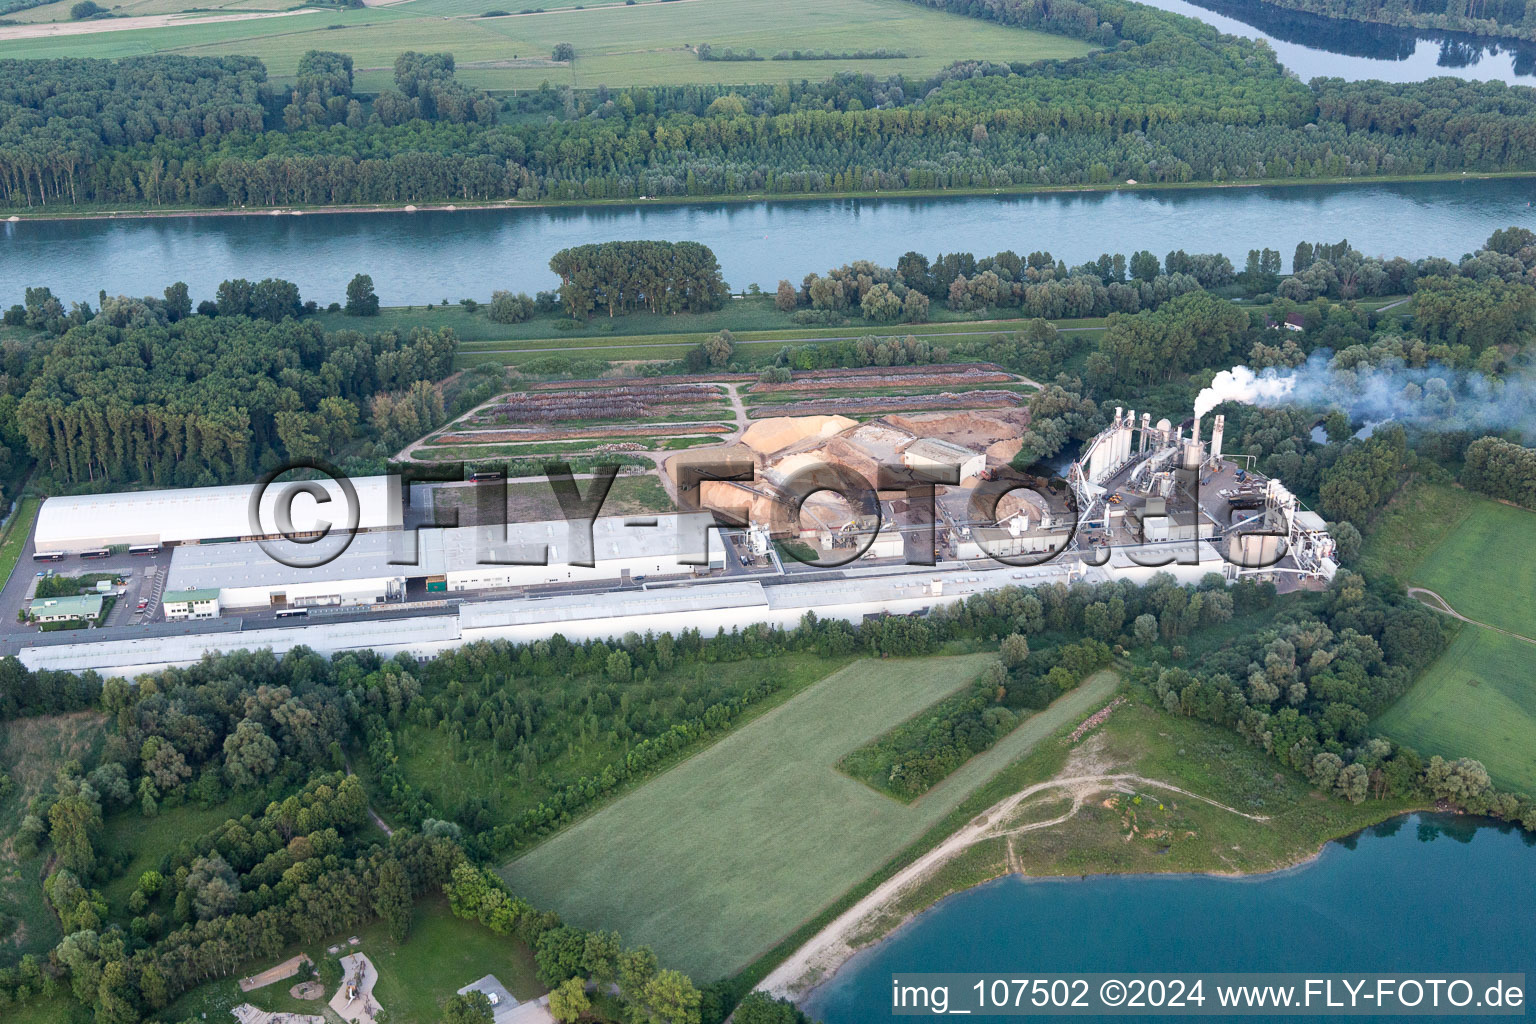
[756,770,1272,1001]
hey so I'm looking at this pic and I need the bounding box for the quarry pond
[803,813,1536,1024]
[4,177,1536,306]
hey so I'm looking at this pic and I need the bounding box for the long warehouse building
[163,513,726,612]
[33,476,402,553]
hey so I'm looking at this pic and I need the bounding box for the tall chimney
[1192,412,1203,446]
[1210,414,1225,465]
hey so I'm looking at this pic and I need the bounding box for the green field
[9,0,281,22]
[1375,627,1536,794]
[1357,478,1482,582]
[1359,481,1535,637]
[0,0,1096,90]
[1361,481,1536,793]
[0,496,41,592]
[97,798,262,909]
[500,656,1118,980]
[854,694,1421,941]
[1407,500,1536,639]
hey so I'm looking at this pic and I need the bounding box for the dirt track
[1407,587,1536,645]
[757,765,1268,1000]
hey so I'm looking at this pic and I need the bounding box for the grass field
[314,294,1104,364]
[1358,479,1535,637]
[0,712,109,962]
[0,0,1096,90]
[164,895,542,1023]
[1360,479,1536,793]
[0,496,41,593]
[855,693,1423,942]
[500,656,1118,980]
[392,652,839,831]
[1406,499,1536,639]
[8,0,281,23]
[1375,627,1536,794]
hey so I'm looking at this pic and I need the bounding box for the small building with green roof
[28,594,103,624]
[163,588,221,621]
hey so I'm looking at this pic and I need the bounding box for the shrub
[489,291,535,324]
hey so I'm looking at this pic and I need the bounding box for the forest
[0,277,458,490]
[3,545,1535,1021]
[0,647,722,1024]
[7,0,1536,209]
[1141,568,1528,815]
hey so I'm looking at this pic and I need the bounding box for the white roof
[17,614,461,673]
[34,476,402,549]
[460,580,767,629]
[165,513,717,592]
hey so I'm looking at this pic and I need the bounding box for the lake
[5,179,1535,308]
[805,813,1536,1024]
[1137,0,1536,83]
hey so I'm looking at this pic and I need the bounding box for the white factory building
[902,438,987,482]
[33,476,402,553]
[163,513,726,613]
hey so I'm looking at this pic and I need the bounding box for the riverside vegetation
[9,0,1536,209]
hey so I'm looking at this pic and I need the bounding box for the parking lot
[0,532,174,637]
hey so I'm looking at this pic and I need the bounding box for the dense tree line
[1144,570,1536,829]
[837,636,1112,800]
[549,241,727,319]
[444,863,708,1024]
[1461,436,1536,506]
[5,280,455,487]
[13,0,1536,209]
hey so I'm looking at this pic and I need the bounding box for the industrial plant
[4,402,1337,676]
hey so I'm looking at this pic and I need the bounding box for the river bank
[8,175,1535,307]
[4,169,1534,225]
[750,692,1424,1003]
[799,808,1533,1024]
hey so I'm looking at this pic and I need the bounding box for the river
[5,179,1536,307]
[1138,0,1536,83]
[804,813,1536,1024]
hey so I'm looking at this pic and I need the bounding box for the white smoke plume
[1195,366,1297,418]
[1196,353,1536,436]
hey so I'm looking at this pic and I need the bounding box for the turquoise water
[4,179,1535,307]
[805,814,1536,1024]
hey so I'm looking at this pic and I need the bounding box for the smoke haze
[1195,353,1535,436]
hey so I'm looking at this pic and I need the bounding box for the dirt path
[757,772,1267,999]
[724,383,749,440]
[1407,587,1536,645]
[0,7,311,40]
